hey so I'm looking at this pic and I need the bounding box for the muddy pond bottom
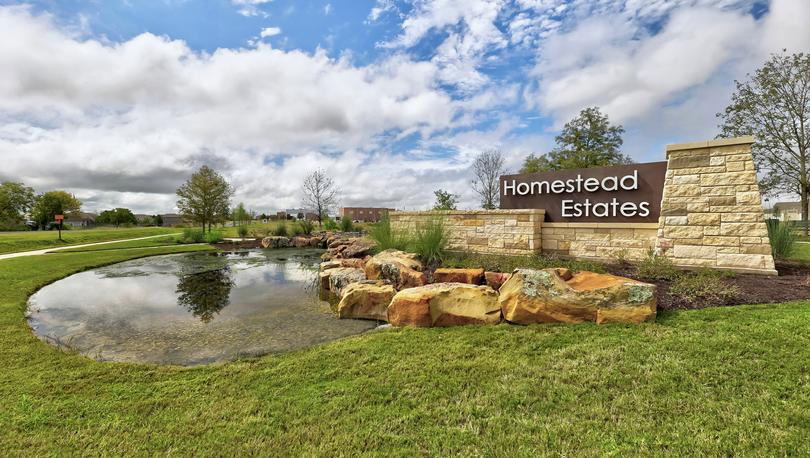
[26,249,380,365]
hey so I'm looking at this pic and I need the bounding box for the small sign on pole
[55,214,64,241]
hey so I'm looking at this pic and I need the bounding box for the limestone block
[672,175,700,184]
[665,216,688,226]
[720,223,768,237]
[717,253,770,270]
[736,191,762,205]
[669,155,711,168]
[700,171,757,186]
[703,236,740,246]
[725,161,745,172]
[687,213,721,226]
[664,226,704,239]
[721,213,762,222]
[673,244,717,259]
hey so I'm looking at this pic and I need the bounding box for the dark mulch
[608,261,810,310]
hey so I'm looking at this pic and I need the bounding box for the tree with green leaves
[521,107,630,173]
[471,150,506,209]
[232,202,250,226]
[717,51,810,234]
[0,181,36,228]
[96,208,137,227]
[432,189,459,210]
[176,165,234,233]
[31,191,81,228]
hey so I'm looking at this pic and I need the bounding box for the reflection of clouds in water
[26,248,375,365]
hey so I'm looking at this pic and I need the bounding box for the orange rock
[365,249,426,290]
[337,281,396,321]
[388,283,501,327]
[499,268,656,325]
[433,268,484,285]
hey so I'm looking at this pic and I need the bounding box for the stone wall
[389,209,544,255]
[655,136,777,275]
[542,223,659,261]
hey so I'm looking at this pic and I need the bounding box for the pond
[26,249,381,366]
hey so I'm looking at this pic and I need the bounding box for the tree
[522,107,630,172]
[718,51,810,234]
[301,169,338,227]
[432,189,459,210]
[471,150,506,209]
[176,165,234,233]
[520,153,552,174]
[31,191,81,228]
[0,181,36,227]
[154,214,164,227]
[232,202,250,226]
[96,208,137,227]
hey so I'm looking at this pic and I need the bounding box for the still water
[26,249,379,366]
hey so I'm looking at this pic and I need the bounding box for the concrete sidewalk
[0,233,181,261]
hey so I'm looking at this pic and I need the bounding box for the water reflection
[176,267,235,323]
[26,249,380,365]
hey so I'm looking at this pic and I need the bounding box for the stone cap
[666,136,755,154]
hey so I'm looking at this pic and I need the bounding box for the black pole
[58,220,63,241]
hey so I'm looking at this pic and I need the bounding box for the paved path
[0,233,181,261]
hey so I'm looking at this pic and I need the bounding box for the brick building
[340,207,394,222]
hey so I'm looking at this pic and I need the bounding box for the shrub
[636,248,680,281]
[410,218,448,263]
[670,268,739,304]
[204,230,224,243]
[237,225,249,238]
[766,218,796,259]
[323,217,338,231]
[273,223,288,237]
[298,219,315,235]
[180,228,205,243]
[368,214,410,252]
[339,216,354,232]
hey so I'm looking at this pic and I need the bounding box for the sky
[0,0,809,214]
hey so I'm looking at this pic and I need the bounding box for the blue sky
[0,0,807,213]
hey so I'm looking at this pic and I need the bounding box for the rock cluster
[261,235,326,249]
[319,246,657,327]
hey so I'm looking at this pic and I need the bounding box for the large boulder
[499,268,656,325]
[433,268,484,285]
[261,236,290,249]
[320,258,366,271]
[321,238,377,260]
[387,283,501,327]
[365,249,426,290]
[337,281,396,321]
[327,267,367,296]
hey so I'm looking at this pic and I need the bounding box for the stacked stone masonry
[389,210,544,255]
[541,223,658,261]
[655,136,777,275]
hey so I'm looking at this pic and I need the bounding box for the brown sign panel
[54,214,64,221]
[500,161,667,222]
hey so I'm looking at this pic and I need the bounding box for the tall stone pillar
[655,136,777,275]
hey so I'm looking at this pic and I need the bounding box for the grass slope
[791,242,810,262]
[0,248,809,455]
[0,227,177,254]
[57,235,182,253]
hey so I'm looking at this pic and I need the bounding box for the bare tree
[471,150,506,210]
[302,169,338,226]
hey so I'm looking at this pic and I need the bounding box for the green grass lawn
[57,235,182,253]
[0,227,178,254]
[1,247,809,455]
[791,242,810,262]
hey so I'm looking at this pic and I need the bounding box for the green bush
[339,216,354,232]
[273,223,288,237]
[204,230,223,243]
[670,268,739,303]
[323,217,338,231]
[368,214,410,251]
[766,218,796,259]
[298,219,315,235]
[180,228,205,244]
[636,248,680,281]
[237,225,249,238]
[409,218,448,263]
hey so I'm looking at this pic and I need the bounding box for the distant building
[340,207,394,222]
[160,213,187,227]
[63,212,97,228]
[772,202,805,220]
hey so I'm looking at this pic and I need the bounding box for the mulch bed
[608,261,810,310]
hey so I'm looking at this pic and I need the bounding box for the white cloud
[260,26,281,38]
[0,6,496,213]
[324,3,333,15]
[231,0,273,17]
